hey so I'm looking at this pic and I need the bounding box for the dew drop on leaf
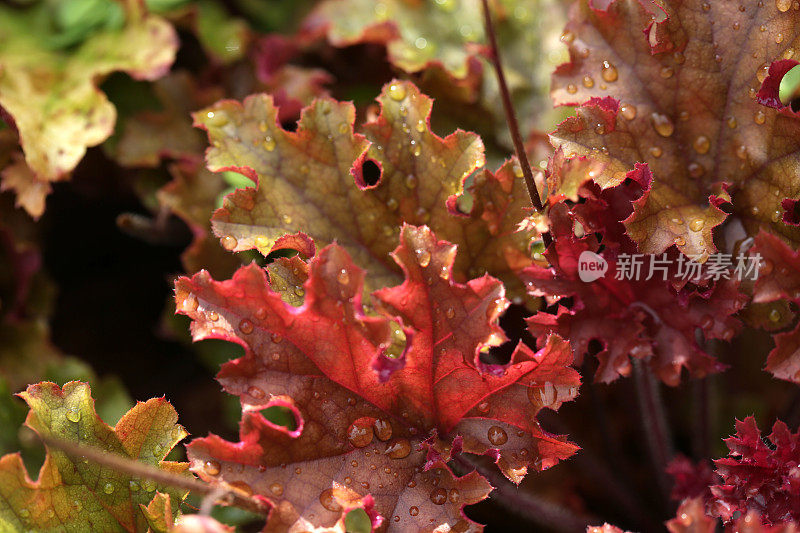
[660,66,674,79]
[601,61,618,82]
[247,386,265,399]
[689,218,705,232]
[204,460,221,476]
[445,306,455,319]
[688,162,705,178]
[777,0,791,12]
[337,269,350,285]
[487,425,508,446]
[263,136,276,151]
[620,104,637,120]
[693,136,710,154]
[239,319,254,334]
[66,407,81,423]
[347,418,374,448]
[404,174,418,188]
[754,110,766,124]
[650,113,675,137]
[409,506,419,516]
[583,75,594,88]
[129,480,140,492]
[373,418,392,441]
[152,443,163,457]
[649,146,663,158]
[207,311,219,322]
[416,250,431,268]
[769,308,782,322]
[220,236,237,251]
[430,488,447,505]
[269,482,283,497]
[270,332,282,344]
[319,488,342,512]
[385,438,412,459]
[389,84,407,101]
[103,482,115,495]
[566,83,577,94]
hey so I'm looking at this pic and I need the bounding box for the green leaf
[0,382,189,532]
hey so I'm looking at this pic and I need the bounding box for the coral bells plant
[2,0,800,531]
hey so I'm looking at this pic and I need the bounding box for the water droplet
[385,438,412,459]
[688,162,705,178]
[769,308,782,322]
[373,419,392,441]
[582,75,594,88]
[693,135,710,154]
[409,506,420,516]
[207,311,219,322]
[263,136,276,152]
[319,488,342,512]
[270,332,283,344]
[430,488,447,505]
[19,509,29,519]
[239,319,254,334]
[650,113,674,137]
[445,307,455,319]
[601,61,618,82]
[205,460,221,476]
[220,235,238,251]
[206,111,228,127]
[415,120,426,133]
[727,116,737,128]
[294,287,305,297]
[337,269,350,285]
[338,123,349,135]
[72,500,82,511]
[620,104,637,120]
[674,236,686,246]
[294,467,302,475]
[660,66,674,79]
[689,218,705,232]
[103,482,115,495]
[477,401,490,414]
[389,84,407,101]
[561,30,575,43]
[488,426,508,446]
[66,407,81,423]
[778,0,791,12]
[247,386,265,399]
[754,110,766,124]
[416,250,431,268]
[347,419,374,448]
[404,174,418,189]
[153,443,163,457]
[594,123,606,135]
[752,206,761,216]
[702,1,710,9]
[566,84,577,94]
[267,482,283,497]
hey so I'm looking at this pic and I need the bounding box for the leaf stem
[631,359,674,504]
[479,0,552,247]
[452,455,595,532]
[38,434,270,517]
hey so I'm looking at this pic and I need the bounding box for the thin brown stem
[479,0,552,247]
[38,435,269,517]
[452,455,595,532]
[632,359,674,505]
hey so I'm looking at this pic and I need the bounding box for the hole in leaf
[779,64,800,108]
[360,159,381,187]
[281,119,299,132]
[481,304,537,365]
[344,508,371,533]
[260,405,298,431]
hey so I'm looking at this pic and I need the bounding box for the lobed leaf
[550,0,800,259]
[201,81,539,296]
[0,382,188,532]
[176,225,578,531]
[0,0,178,217]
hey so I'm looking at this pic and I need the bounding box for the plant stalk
[38,435,269,517]
[452,454,595,532]
[479,0,552,247]
[632,359,674,503]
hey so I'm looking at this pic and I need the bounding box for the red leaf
[176,225,578,531]
[709,417,800,525]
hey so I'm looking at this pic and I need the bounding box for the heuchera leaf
[709,416,800,525]
[549,0,800,259]
[665,498,715,533]
[0,381,189,532]
[752,232,800,383]
[175,225,578,531]
[200,81,539,296]
[0,1,178,217]
[157,160,241,278]
[523,164,746,385]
